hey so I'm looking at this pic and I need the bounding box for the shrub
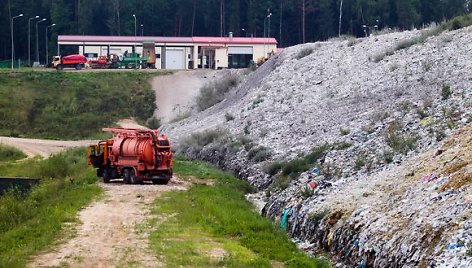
[263,161,284,176]
[169,112,191,123]
[146,116,161,129]
[272,175,291,190]
[339,127,350,136]
[178,129,227,153]
[247,146,271,162]
[355,154,367,170]
[296,47,314,60]
[196,74,240,111]
[385,122,418,155]
[0,144,26,162]
[442,84,452,100]
[382,150,394,164]
[224,112,235,121]
[335,142,352,150]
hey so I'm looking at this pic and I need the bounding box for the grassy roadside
[0,148,101,267]
[0,71,168,140]
[149,156,329,267]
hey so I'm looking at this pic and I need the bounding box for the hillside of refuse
[161,25,472,266]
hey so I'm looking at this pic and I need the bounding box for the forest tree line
[1,0,471,62]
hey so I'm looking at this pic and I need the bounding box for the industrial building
[57,35,277,70]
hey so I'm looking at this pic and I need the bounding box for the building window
[228,54,253,69]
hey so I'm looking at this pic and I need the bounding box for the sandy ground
[28,178,189,268]
[0,137,94,158]
[153,70,216,123]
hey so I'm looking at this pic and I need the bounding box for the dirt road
[29,179,189,268]
[0,137,94,158]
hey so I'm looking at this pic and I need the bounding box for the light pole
[11,13,24,69]
[338,0,343,37]
[133,14,137,68]
[241,28,246,37]
[36,18,46,64]
[141,24,144,36]
[267,11,272,38]
[28,15,40,67]
[45,24,56,66]
[264,12,272,59]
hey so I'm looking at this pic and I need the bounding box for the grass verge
[0,71,168,139]
[149,156,328,267]
[0,148,101,267]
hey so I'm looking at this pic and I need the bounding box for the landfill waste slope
[161,25,472,267]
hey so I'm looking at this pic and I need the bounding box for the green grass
[0,71,169,139]
[149,157,328,267]
[0,148,102,267]
[0,144,26,162]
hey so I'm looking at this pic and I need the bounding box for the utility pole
[46,24,56,66]
[133,14,137,68]
[339,0,343,37]
[11,13,23,69]
[28,16,40,67]
[36,18,46,64]
[279,0,283,46]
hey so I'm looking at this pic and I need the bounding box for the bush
[224,112,235,121]
[247,146,271,162]
[196,74,240,111]
[442,84,452,100]
[0,144,26,162]
[296,47,314,60]
[146,116,161,129]
[385,121,418,154]
[339,127,350,136]
[178,129,227,153]
[263,161,284,176]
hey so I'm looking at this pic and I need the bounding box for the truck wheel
[56,64,63,71]
[123,169,131,184]
[129,169,138,184]
[103,168,111,183]
[75,64,83,70]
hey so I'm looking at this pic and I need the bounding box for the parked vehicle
[52,54,87,70]
[88,54,120,69]
[87,128,173,184]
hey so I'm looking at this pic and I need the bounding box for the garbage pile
[164,25,472,266]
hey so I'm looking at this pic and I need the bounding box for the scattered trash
[307,181,317,190]
[311,167,321,175]
[448,243,464,250]
[423,172,439,183]
[465,196,472,203]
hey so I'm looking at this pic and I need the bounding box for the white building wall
[215,48,228,69]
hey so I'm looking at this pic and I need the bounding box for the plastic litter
[423,172,439,183]
[311,167,321,175]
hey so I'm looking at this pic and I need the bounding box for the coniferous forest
[1,0,470,61]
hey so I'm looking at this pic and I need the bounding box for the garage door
[165,49,185,69]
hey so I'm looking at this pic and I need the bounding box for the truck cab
[52,56,61,68]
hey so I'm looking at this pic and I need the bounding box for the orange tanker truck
[52,54,87,70]
[87,128,174,184]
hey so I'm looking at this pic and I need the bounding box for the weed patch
[150,157,327,267]
[0,148,101,267]
[0,144,26,162]
[196,74,240,111]
[296,47,314,60]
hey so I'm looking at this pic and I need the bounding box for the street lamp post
[28,15,40,66]
[241,28,246,37]
[45,24,56,66]
[133,14,137,69]
[11,13,24,69]
[264,11,272,59]
[141,24,144,36]
[36,18,46,64]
